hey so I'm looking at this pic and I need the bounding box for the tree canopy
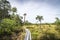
[0,0,11,20]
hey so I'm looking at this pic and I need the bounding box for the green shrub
[0,18,21,34]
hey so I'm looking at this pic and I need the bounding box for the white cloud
[8,0,60,23]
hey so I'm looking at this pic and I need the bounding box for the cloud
[8,0,60,23]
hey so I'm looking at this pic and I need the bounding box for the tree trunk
[40,21,43,33]
[40,21,41,29]
[24,16,26,25]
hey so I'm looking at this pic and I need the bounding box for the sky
[8,0,60,23]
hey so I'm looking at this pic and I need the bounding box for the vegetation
[0,0,60,40]
[0,0,23,40]
[36,15,43,28]
[23,13,27,25]
[55,17,60,32]
[0,0,11,20]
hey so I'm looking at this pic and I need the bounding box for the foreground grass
[23,24,60,40]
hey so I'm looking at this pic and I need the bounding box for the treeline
[30,23,55,25]
[0,0,23,40]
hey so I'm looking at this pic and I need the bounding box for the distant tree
[0,0,11,20]
[55,17,60,26]
[10,7,23,26]
[14,14,23,26]
[36,15,43,28]
[10,7,17,19]
[10,14,23,26]
[55,17,60,32]
[11,7,17,14]
[25,20,32,25]
[56,17,59,20]
[23,13,27,25]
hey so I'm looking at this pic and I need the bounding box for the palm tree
[36,15,43,28]
[23,13,27,24]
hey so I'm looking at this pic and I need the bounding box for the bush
[0,18,22,35]
[40,33,57,40]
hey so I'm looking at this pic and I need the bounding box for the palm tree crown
[36,15,43,21]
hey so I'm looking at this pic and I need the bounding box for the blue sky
[8,0,60,23]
